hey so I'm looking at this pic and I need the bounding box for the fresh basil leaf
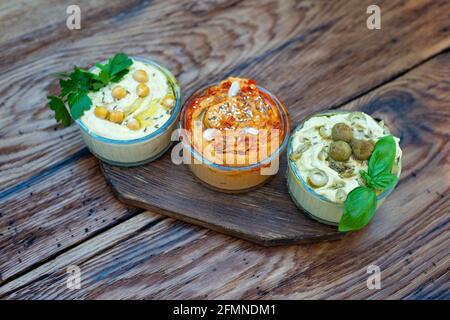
[339,187,377,232]
[359,170,373,187]
[370,172,398,190]
[368,135,396,177]
[67,91,92,119]
[48,96,71,126]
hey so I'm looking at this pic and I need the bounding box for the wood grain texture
[0,153,141,283]
[101,152,343,245]
[2,51,449,299]
[1,0,449,296]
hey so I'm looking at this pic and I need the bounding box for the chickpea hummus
[81,59,175,140]
[76,57,181,166]
[287,111,402,225]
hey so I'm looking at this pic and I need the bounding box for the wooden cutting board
[100,150,343,246]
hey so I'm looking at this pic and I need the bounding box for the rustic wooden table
[0,0,449,299]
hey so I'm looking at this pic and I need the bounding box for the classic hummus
[80,59,175,140]
[75,57,180,166]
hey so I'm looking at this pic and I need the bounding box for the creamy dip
[290,112,402,203]
[184,77,286,166]
[181,77,290,192]
[80,59,175,140]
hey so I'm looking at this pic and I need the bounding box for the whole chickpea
[136,83,150,97]
[94,106,109,119]
[161,95,175,109]
[112,86,127,100]
[109,110,124,124]
[133,70,148,83]
[126,118,141,131]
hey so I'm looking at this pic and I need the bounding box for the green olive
[331,123,353,142]
[351,139,374,160]
[307,169,329,188]
[329,141,352,161]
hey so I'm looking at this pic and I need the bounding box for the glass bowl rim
[287,109,402,204]
[75,56,182,145]
[179,81,291,172]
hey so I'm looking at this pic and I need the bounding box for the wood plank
[0,154,142,283]
[0,0,112,43]
[2,51,448,299]
[1,0,449,284]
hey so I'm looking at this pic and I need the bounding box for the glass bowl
[179,82,291,193]
[75,57,181,166]
[286,110,402,226]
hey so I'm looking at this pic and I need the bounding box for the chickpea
[112,86,127,100]
[126,118,141,131]
[109,110,124,124]
[332,123,353,142]
[136,83,150,97]
[351,139,374,160]
[132,70,148,83]
[161,95,175,109]
[329,141,352,162]
[94,106,108,119]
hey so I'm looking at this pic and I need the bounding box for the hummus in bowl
[75,57,181,166]
[180,77,290,192]
[287,111,402,225]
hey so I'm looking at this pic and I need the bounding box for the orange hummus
[184,77,285,167]
[181,77,290,193]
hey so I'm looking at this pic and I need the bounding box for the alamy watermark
[66,5,81,30]
[170,128,282,175]
[366,264,381,290]
[367,5,381,30]
[66,265,82,290]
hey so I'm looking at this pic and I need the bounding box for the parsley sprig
[47,53,133,126]
[339,135,399,232]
